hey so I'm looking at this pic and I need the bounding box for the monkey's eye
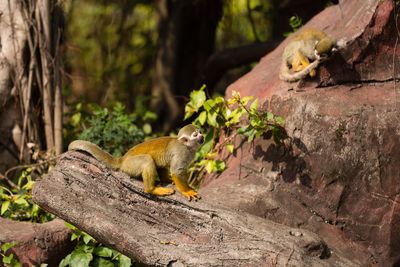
[193,132,198,137]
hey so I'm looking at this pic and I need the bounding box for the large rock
[201,0,400,266]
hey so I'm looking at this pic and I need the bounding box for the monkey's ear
[178,136,189,143]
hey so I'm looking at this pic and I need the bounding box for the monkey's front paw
[151,187,175,196]
[182,190,200,201]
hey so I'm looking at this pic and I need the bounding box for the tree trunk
[151,0,222,132]
[32,151,359,266]
[0,0,64,173]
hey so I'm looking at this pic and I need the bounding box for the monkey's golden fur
[68,124,203,200]
[280,29,335,82]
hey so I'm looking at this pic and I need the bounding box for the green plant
[0,168,54,223]
[59,223,132,267]
[1,242,21,267]
[283,15,303,37]
[185,85,285,177]
[77,102,156,156]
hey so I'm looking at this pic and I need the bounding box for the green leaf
[184,103,196,120]
[2,253,14,264]
[275,116,285,125]
[69,250,93,267]
[1,200,10,215]
[250,98,258,111]
[207,112,218,127]
[198,111,207,125]
[82,234,94,244]
[93,246,113,258]
[22,180,35,190]
[204,160,215,174]
[12,259,22,267]
[1,242,17,253]
[264,112,274,122]
[118,254,132,267]
[71,113,82,127]
[226,144,234,153]
[92,257,114,267]
[14,198,29,206]
[189,88,206,110]
[227,107,245,125]
[142,123,152,134]
[214,160,226,172]
[241,96,253,106]
[203,99,216,112]
[59,254,71,267]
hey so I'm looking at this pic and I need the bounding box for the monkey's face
[178,128,204,149]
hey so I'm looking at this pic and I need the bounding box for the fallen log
[32,151,359,266]
[0,218,73,266]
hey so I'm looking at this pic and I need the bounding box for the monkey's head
[315,37,336,58]
[177,124,204,149]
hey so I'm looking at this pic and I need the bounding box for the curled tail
[68,140,121,169]
[279,58,321,83]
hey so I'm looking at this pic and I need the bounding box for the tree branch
[199,39,282,89]
[32,151,357,266]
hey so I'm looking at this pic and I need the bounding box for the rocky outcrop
[201,0,400,266]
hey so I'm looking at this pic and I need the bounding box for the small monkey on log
[280,28,336,82]
[69,124,204,200]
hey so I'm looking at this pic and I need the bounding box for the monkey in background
[69,124,204,201]
[280,28,336,82]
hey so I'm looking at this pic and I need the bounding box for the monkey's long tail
[279,59,321,83]
[68,140,121,169]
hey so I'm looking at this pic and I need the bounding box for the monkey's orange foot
[181,189,200,201]
[150,187,175,196]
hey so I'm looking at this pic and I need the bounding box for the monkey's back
[124,137,176,167]
[282,28,330,65]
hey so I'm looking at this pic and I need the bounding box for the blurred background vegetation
[63,0,336,134]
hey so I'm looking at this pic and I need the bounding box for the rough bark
[0,0,28,171]
[0,218,73,266]
[0,0,64,173]
[200,0,400,266]
[32,151,359,266]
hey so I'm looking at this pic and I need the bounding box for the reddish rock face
[202,0,400,266]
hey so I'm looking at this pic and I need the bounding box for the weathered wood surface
[32,151,358,266]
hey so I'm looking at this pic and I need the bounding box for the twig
[4,156,59,178]
[0,173,19,190]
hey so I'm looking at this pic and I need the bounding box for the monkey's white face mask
[178,129,204,149]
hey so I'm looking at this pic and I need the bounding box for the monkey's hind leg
[120,155,174,196]
[292,51,316,77]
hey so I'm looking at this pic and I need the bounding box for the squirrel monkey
[68,124,204,200]
[279,28,336,82]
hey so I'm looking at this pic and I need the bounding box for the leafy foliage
[1,242,22,267]
[59,223,132,267]
[75,102,156,156]
[284,15,303,36]
[0,168,54,223]
[185,86,285,177]
[65,1,157,104]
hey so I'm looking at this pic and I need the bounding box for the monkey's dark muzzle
[198,136,204,144]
